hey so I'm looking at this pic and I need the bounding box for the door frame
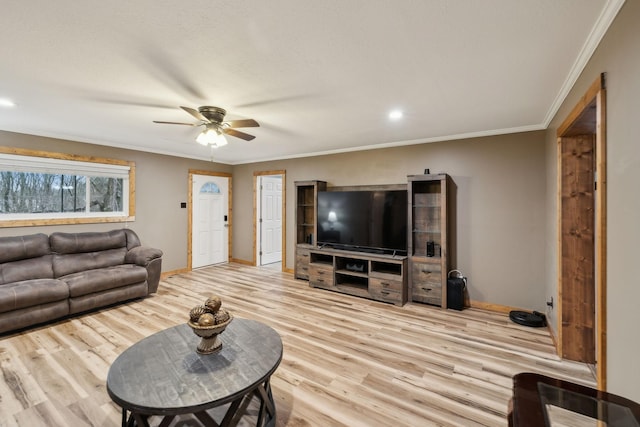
[188,169,233,270]
[253,170,286,270]
[255,173,284,266]
[556,74,607,389]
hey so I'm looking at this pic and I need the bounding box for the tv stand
[308,248,407,306]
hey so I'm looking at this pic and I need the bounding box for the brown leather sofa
[0,229,163,334]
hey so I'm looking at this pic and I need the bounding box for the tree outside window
[0,148,133,226]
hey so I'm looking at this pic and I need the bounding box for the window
[0,148,135,226]
[200,182,221,194]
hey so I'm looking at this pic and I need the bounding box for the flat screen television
[317,190,407,256]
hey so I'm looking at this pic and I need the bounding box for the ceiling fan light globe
[196,130,211,145]
[196,128,221,146]
[215,134,228,147]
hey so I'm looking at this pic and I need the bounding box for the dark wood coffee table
[107,318,283,427]
[509,372,640,426]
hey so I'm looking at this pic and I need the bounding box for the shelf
[371,261,402,276]
[294,180,328,280]
[335,269,368,278]
[408,174,449,308]
[335,283,370,298]
[308,247,407,306]
[310,252,333,265]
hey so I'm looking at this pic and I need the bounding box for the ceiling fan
[154,106,259,147]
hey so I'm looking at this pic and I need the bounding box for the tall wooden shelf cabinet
[294,180,327,280]
[407,174,450,308]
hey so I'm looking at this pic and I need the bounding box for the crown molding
[542,0,626,127]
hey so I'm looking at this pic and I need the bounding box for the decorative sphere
[189,305,208,322]
[198,313,215,326]
[215,309,230,324]
[205,295,222,313]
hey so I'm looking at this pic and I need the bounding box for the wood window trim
[0,146,135,227]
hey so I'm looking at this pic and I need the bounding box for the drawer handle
[318,271,325,275]
[317,279,324,283]
[421,287,432,292]
[302,267,308,271]
[381,291,390,295]
[381,282,389,287]
[302,254,309,258]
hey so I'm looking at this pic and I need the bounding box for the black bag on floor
[447,270,467,310]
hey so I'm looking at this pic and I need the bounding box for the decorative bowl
[187,313,233,354]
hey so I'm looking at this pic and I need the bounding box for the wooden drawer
[295,248,311,280]
[309,264,334,289]
[369,278,403,305]
[369,277,403,293]
[411,261,442,305]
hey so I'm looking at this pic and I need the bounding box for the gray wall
[0,130,231,272]
[233,131,547,310]
[544,0,639,401]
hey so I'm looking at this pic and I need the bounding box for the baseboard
[161,260,255,277]
[160,268,189,279]
[468,300,528,314]
[230,258,253,266]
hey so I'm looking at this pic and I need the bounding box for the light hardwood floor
[0,263,595,426]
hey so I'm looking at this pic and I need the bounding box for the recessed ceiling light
[0,98,16,108]
[388,110,403,120]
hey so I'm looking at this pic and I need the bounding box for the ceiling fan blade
[226,119,260,128]
[153,120,196,126]
[223,128,256,141]
[180,106,207,121]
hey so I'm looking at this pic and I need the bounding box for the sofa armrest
[125,246,163,294]
[125,246,163,267]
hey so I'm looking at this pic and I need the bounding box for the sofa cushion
[0,278,68,314]
[0,255,54,285]
[0,233,50,264]
[61,265,148,298]
[52,248,127,278]
[123,228,141,250]
[50,230,126,254]
[0,300,69,334]
[69,282,148,315]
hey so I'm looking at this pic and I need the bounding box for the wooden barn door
[560,135,595,363]
[557,73,607,388]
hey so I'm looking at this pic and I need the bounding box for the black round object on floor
[509,310,547,327]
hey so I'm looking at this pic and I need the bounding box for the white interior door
[192,175,228,268]
[259,175,282,265]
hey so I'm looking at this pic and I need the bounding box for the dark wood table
[107,318,283,427]
[509,372,640,426]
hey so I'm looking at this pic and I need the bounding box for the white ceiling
[0,1,623,165]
